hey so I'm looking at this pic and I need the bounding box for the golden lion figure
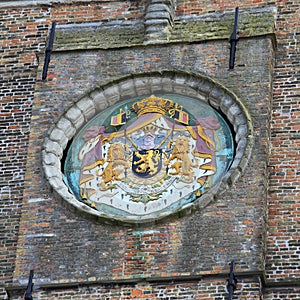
[165,136,197,182]
[133,149,161,175]
[97,143,130,189]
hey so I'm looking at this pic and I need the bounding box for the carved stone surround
[42,71,253,224]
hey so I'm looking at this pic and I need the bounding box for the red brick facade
[0,1,299,299]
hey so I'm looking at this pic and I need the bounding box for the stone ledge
[5,271,265,298]
[54,21,145,51]
[0,0,69,7]
[170,8,276,43]
[51,7,276,51]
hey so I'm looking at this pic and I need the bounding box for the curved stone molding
[42,71,253,224]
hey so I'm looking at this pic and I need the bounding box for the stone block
[49,127,68,150]
[43,139,63,159]
[76,96,96,122]
[160,78,174,93]
[56,117,76,139]
[90,91,109,113]
[42,152,60,169]
[118,79,137,99]
[134,77,152,96]
[65,105,85,130]
[220,94,234,114]
[148,76,163,93]
[103,85,121,105]
[44,166,62,181]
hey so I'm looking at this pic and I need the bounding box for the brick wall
[51,0,147,24]
[0,0,299,299]
[0,6,49,298]
[266,1,300,283]
[14,36,272,280]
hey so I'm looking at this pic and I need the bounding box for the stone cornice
[0,0,90,8]
[7,269,300,298]
[51,7,276,52]
[0,0,60,8]
[5,270,265,298]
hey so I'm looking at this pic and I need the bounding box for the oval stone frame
[42,71,253,224]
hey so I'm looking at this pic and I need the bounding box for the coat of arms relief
[64,95,234,220]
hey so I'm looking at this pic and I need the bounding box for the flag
[110,109,127,126]
[174,109,189,125]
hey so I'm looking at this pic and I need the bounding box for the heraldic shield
[63,94,234,221]
[132,149,163,178]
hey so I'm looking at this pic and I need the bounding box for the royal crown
[131,95,174,116]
